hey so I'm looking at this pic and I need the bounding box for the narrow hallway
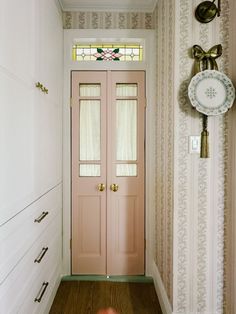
[49,281,162,314]
[2,0,236,313]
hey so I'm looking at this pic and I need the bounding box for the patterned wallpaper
[219,3,230,313]
[154,0,174,305]
[224,2,236,313]
[174,0,229,313]
[63,11,155,29]
[155,0,230,312]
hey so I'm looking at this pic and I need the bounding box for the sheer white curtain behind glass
[79,84,101,176]
[79,84,138,177]
[116,84,138,176]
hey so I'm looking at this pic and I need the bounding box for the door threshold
[62,275,153,283]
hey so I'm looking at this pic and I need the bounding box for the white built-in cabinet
[0,0,63,313]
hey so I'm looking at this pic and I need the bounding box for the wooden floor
[49,281,162,314]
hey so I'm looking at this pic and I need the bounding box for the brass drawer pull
[34,247,48,263]
[34,282,49,303]
[34,211,49,223]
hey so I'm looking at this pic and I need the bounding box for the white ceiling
[59,0,158,12]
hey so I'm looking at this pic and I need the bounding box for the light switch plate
[189,136,200,154]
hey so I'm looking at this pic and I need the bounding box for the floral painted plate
[188,70,235,115]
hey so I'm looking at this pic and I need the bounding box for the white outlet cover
[189,136,201,154]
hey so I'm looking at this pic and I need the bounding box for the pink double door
[71,71,145,275]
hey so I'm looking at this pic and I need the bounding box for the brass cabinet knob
[110,184,119,192]
[35,82,43,90]
[35,82,48,94]
[97,183,106,192]
[42,86,48,94]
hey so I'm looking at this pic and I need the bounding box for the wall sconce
[195,0,221,23]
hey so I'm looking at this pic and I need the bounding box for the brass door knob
[110,184,119,192]
[97,183,106,192]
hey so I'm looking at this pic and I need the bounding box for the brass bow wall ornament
[192,44,222,158]
[192,44,222,73]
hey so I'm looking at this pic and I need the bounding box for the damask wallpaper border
[63,11,155,29]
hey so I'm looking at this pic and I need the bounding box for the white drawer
[0,212,62,314]
[19,257,61,314]
[0,184,62,284]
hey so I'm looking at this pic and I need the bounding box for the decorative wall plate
[188,70,235,115]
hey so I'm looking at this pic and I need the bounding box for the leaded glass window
[72,44,143,61]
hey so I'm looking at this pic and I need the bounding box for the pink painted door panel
[107,71,145,275]
[71,71,107,274]
[72,71,145,275]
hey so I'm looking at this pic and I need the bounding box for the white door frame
[63,29,156,276]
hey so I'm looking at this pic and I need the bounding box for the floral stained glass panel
[72,44,143,61]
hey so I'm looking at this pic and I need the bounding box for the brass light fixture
[195,0,221,23]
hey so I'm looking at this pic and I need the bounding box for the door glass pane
[79,84,101,97]
[116,164,137,177]
[80,100,100,161]
[79,164,101,177]
[116,100,137,161]
[116,84,137,97]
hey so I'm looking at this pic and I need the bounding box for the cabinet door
[0,0,36,224]
[0,0,63,224]
[36,0,63,105]
[33,0,63,195]
[34,95,62,195]
[0,0,36,83]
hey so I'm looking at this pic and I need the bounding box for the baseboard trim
[62,275,153,283]
[152,261,172,314]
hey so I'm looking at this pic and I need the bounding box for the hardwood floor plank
[50,281,163,314]
[128,282,162,314]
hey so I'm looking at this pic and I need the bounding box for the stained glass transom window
[72,44,143,61]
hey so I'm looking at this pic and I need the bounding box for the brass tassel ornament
[191,44,222,158]
[200,114,209,158]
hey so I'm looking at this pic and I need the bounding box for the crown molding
[54,0,63,15]
[60,0,158,12]
[58,0,65,10]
